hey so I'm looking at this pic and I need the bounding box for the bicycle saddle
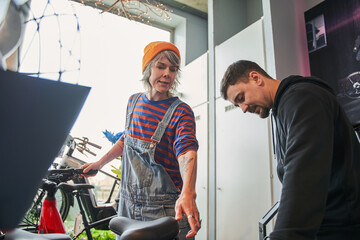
[58,183,94,192]
[109,216,179,240]
[4,229,70,240]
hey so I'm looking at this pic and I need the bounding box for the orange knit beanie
[142,41,181,73]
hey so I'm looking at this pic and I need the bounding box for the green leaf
[110,161,122,179]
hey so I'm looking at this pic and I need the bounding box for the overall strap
[125,93,142,130]
[151,99,183,143]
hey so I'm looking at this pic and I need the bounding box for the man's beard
[259,108,270,118]
[249,106,270,119]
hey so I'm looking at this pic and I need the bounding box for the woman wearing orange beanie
[82,41,201,239]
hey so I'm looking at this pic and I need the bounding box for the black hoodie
[270,75,360,240]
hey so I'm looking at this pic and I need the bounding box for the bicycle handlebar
[46,168,98,183]
[61,155,120,181]
[48,168,98,175]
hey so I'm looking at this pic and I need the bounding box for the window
[20,0,171,197]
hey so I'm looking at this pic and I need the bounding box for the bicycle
[40,169,99,235]
[18,168,84,233]
[58,135,120,231]
[18,136,100,232]
[1,168,96,240]
[18,167,114,239]
[19,136,120,237]
[47,168,116,240]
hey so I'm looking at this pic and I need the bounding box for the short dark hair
[220,60,272,100]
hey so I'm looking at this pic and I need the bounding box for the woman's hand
[175,192,201,238]
[80,161,102,177]
[176,150,201,238]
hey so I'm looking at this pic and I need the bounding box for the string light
[80,0,172,23]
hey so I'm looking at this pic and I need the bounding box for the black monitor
[0,70,90,230]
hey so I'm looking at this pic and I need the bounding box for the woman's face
[148,55,179,100]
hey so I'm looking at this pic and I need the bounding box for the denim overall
[117,93,192,240]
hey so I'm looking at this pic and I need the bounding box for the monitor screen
[0,70,90,229]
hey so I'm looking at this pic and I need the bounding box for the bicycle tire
[57,187,73,222]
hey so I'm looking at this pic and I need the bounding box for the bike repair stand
[38,179,66,234]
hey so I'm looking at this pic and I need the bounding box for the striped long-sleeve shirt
[120,93,198,189]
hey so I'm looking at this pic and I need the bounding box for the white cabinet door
[215,19,266,99]
[193,103,208,240]
[215,97,272,240]
[178,53,208,107]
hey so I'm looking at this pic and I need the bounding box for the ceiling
[94,0,208,19]
[173,0,207,13]
[163,0,208,19]
[73,0,208,25]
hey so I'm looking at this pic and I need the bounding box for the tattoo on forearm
[180,156,195,179]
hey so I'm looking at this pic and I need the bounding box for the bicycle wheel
[56,187,73,222]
